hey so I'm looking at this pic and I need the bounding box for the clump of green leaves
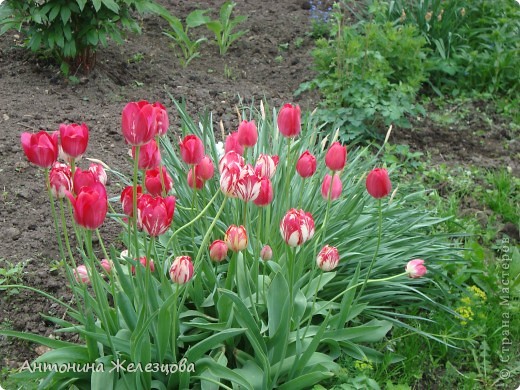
[0,0,166,74]
[206,1,247,55]
[0,259,26,295]
[163,10,210,67]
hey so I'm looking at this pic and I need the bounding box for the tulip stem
[58,198,76,266]
[191,185,197,253]
[284,138,293,209]
[46,170,65,263]
[356,199,383,301]
[171,284,181,362]
[255,210,262,305]
[95,229,109,261]
[132,146,141,258]
[302,271,323,340]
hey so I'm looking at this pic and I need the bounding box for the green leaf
[278,371,334,390]
[60,6,71,24]
[76,0,87,12]
[102,0,120,14]
[185,328,246,362]
[196,358,254,390]
[0,330,79,349]
[48,4,61,22]
[92,0,102,12]
[206,21,222,36]
[91,356,115,389]
[35,346,90,364]
[186,10,210,28]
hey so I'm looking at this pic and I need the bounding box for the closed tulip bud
[406,259,427,278]
[187,168,204,190]
[153,102,169,136]
[89,163,107,185]
[59,123,89,159]
[21,131,59,168]
[100,259,113,274]
[321,174,342,200]
[325,142,347,171]
[68,182,108,230]
[120,185,142,217]
[179,134,204,165]
[194,155,214,181]
[73,265,90,284]
[225,225,248,252]
[280,209,315,247]
[237,120,258,147]
[255,154,279,178]
[121,101,158,146]
[49,162,72,198]
[296,150,317,178]
[317,245,340,271]
[260,245,272,261]
[209,240,228,262]
[277,103,301,138]
[145,166,173,197]
[219,151,244,173]
[254,177,274,206]
[137,194,176,236]
[225,132,244,155]
[235,164,261,202]
[73,167,97,193]
[169,256,194,284]
[132,257,155,274]
[132,139,161,170]
[366,168,392,199]
[219,161,242,197]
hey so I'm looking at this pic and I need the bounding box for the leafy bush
[0,0,166,74]
[206,1,247,55]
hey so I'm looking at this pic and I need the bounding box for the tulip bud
[225,132,244,155]
[179,134,204,165]
[209,240,228,262]
[237,120,258,147]
[68,182,108,230]
[145,166,173,197]
[225,225,248,252]
[170,256,194,284]
[194,155,215,181]
[187,168,204,190]
[73,167,97,193]
[277,103,301,138]
[260,245,272,261]
[137,194,176,236]
[406,259,427,279]
[296,151,317,178]
[21,131,59,168]
[366,168,392,199]
[89,163,107,185]
[325,142,347,171]
[280,209,315,247]
[120,185,143,217]
[153,102,169,136]
[59,123,89,159]
[73,265,90,284]
[132,257,155,274]
[132,139,161,170]
[121,101,158,146]
[100,259,113,274]
[317,245,340,271]
[321,174,342,200]
[49,162,72,198]
[254,177,274,206]
[255,154,279,179]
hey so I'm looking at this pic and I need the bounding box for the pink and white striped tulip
[255,154,279,179]
[280,209,315,247]
[225,225,248,252]
[317,245,340,271]
[235,164,261,202]
[169,256,194,284]
[49,162,72,199]
[406,259,427,279]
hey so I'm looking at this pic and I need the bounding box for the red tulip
[254,177,274,206]
[132,257,155,274]
[169,256,194,284]
[120,185,143,217]
[219,151,244,173]
[100,259,113,274]
[21,131,59,168]
[59,123,89,159]
[121,101,158,146]
[280,209,315,247]
[406,259,427,279]
[137,194,176,236]
[235,164,261,202]
[225,132,244,155]
[321,174,342,200]
[153,102,169,136]
[89,163,107,185]
[325,142,347,171]
[73,265,90,284]
[194,155,214,181]
[225,225,248,252]
[132,139,161,170]
[73,167,97,193]
[209,240,228,262]
[317,245,340,271]
[49,162,72,198]
[366,168,392,199]
[179,135,204,165]
[219,161,242,197]
[296,150,317,178]
[277,103,301,138]
[145,166,173,197]
[237,120,258,147]
[255,154,279,179]
[187,168,204,190]
[68,182,108,230]
[260,245,273,261]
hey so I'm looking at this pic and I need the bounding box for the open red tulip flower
[88,163,108,185]
[237,120,258,147]
[120,185,143,217]
[67,182,108,230]
[317,245,340,271]
[219,151,244,174]
[145,166,173,197]
[49,162,72,199]
[225,132,244,155]
[321,174,342,201]
[153,102,169,137]
[366,168,392,199]
[296,150,317,178]
[280,209,315,247]
[225,225,248,252]
[406,259,427,279]
[132,257,155,274]
[169,256,194,284]
[209,240,228,262]
[325,142,347,172]
[137,194,176,236]
[132,139,161,170]
[277,103,301,138]
[255,154,279,179]
[254,177,274,206]
[59,123,89,159]
[21,131,59,168]
[235,164,261,203]
[121,100,158,146]
[179,134,204,165]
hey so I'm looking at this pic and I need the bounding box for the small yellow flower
[456,306,474,325]
[354,359,373,371]
[468,285,486,301]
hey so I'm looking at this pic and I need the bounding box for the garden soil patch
[0,0,516,373]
